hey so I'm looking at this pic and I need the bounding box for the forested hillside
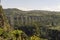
[1,8,60,40]
[4,8,60,27]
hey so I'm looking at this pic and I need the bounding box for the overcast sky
[1,0,60,11]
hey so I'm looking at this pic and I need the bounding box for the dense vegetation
[0,8,60,40]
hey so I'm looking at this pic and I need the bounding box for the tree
[10,30,28,40]
[30,35,40,40]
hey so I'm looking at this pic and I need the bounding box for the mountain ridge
[3,8,60,16]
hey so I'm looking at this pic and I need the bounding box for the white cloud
[3,5,60,11]
[39,5,60,11]
[18,5,60,11]
[18,7,33,11]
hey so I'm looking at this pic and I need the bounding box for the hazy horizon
[1,0,60,11]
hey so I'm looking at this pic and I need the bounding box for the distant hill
[3,8,60,29]
[3,8,60,15]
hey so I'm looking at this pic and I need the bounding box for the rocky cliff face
[3,8,60,28]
